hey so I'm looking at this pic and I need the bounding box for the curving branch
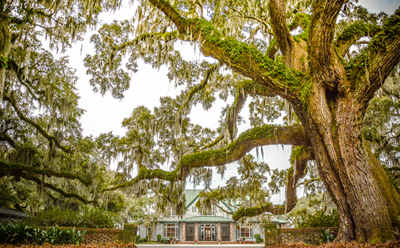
[3,94,72,153]
[0,160,91,186]
[104,124,308,191]
[178,124,308,170]
[148,0,305,104]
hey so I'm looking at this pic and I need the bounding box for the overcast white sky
[64,0,398,200]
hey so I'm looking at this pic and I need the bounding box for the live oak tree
[85,0,400,243]
[0,0,123,211]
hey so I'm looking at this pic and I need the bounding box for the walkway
[136,245,264,248]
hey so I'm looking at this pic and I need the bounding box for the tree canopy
[1,0,400,243]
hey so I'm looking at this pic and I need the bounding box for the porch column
[181,223,186,241]
[194,223,199,241]
[217,223,221,241]
[230,223,235,241]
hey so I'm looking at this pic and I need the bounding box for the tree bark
[303,85,400,242]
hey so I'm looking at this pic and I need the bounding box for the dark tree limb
[0,160,91,186]
[22,173,94,204]
[3,94,72,153]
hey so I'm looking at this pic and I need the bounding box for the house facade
[138,189,287,243]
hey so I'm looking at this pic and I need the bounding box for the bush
[295,209,339,228]
[157,234,162,242]
[29,207,117,228]
[254,233,264,243]
[0,223,85,245]
[0,242,136,247]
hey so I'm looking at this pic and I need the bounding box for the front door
[185,224,194,241]
[199,224,216,241]
[221,223,230,241]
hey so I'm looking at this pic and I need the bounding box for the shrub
[157,234,162,242]
[254,233,264,243]
[295,209,339,228]
[0,242,136,247]
[29,207,117,228]
[0,223,85,245]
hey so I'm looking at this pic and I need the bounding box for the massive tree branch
[3,94,72,153]
[309,0,348,89]
[0,160,91,186]
[178,124,308,170]
[148,0,305,104]
[268,0,292,56]
[104,124,308,191]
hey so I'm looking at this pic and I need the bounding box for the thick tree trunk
[303,83,400,242]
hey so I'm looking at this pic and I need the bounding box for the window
[164,223,178,239]
[239,225,252,239]
[168,208,176,216]
[200,205,216,215]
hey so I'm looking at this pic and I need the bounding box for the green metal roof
[184,189,201,209]
[182,216,234,223]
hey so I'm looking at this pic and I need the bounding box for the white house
[138,189,287,243]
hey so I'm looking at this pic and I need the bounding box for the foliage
[266,241,400,248]
[2,0,400,243]
[0,243,136,248]
[0,223,85,245]
[254,233,264,243]
[288,194,338,228]
[293,209,339,228]
[29,207,119,228]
